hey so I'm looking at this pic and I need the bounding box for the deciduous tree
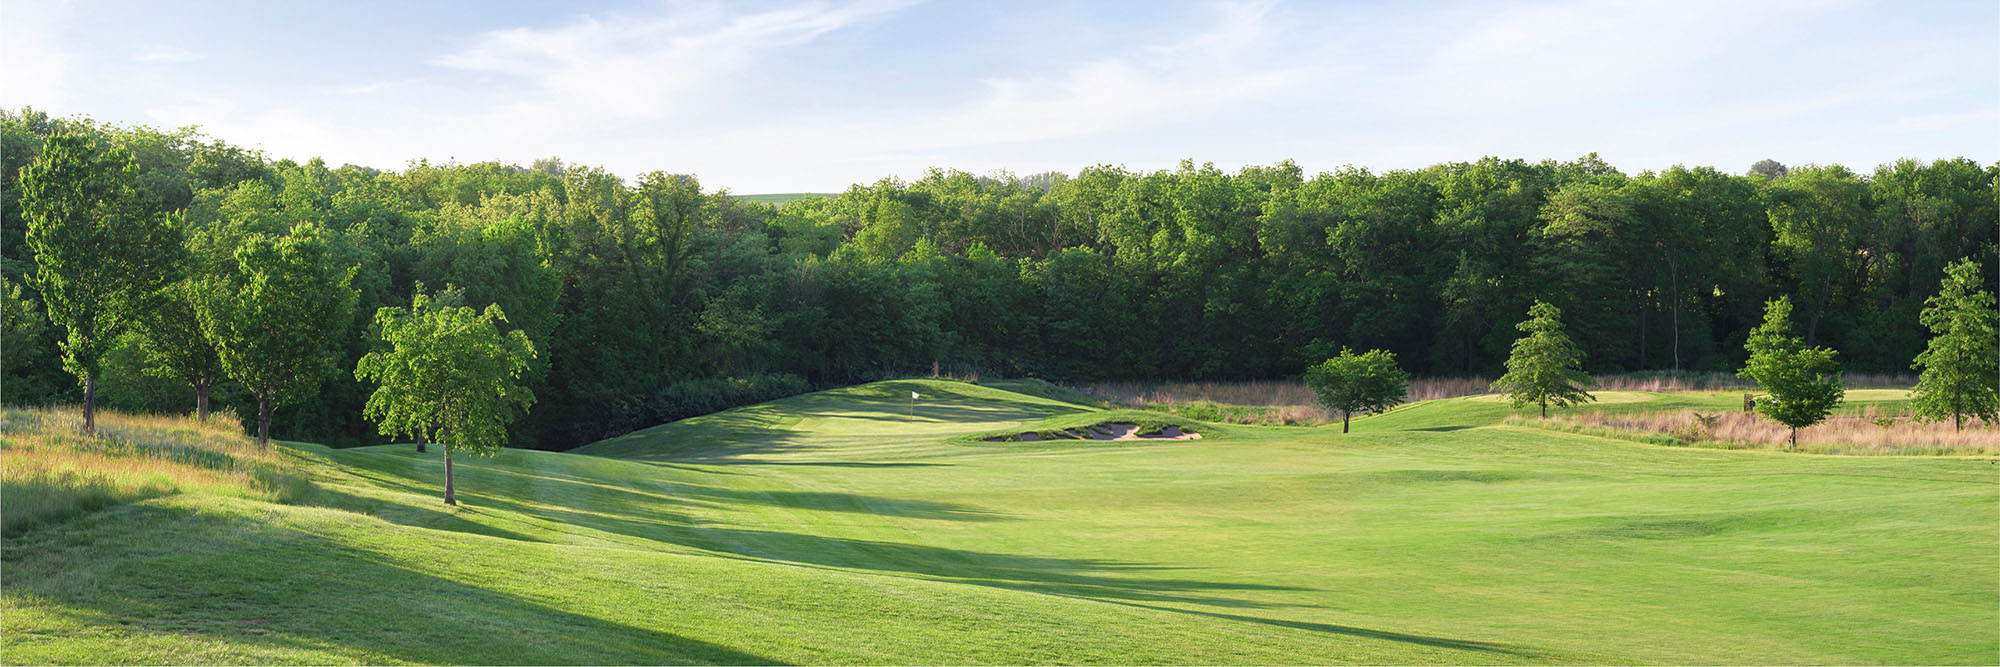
[1911,259,1998,430]
[357,289,536,505]
[18,132,180,435]
[1493,301,1595,417]
[1740,297,1844,448]
[1305,348,1409,433]
[131,279,225,421]
[198,224,358,446]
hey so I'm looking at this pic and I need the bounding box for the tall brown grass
[0,405,307,535]
[1068,372,1920,426]
[1077,373,1917,404]
[1512,406,1998,456]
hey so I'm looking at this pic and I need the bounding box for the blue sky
[4,0,1994,193]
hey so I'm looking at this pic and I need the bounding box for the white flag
[911,391,920,399]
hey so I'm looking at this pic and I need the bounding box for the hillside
[4,381,1995,664]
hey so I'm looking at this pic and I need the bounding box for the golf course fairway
[4,380,1995,664]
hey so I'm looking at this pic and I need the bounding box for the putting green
[3,380,1993,665]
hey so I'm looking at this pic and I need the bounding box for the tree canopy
[357,288,536,504]
[197,224,359,445]
[17,131,181,434]
[1740,297,1845,448]
[2,108,1994,449]
[1910,260,1999,430]
[1493,301,1595,418]
[1304,348,1409,433]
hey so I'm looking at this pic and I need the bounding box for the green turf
[4,380,1995,664]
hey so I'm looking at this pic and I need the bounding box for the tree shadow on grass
[329,459,1305,610]
[584,380,1092,464]
[1106,600,1544,659]
[646,523,1310,610]
[2,502,779,665]
[723,461,950,468]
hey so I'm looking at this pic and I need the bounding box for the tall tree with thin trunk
[1493,300,1595,418]
[132,279,225,421]
[357,289,536,505]
[1305,347,1409,433]
[1911,259,1999,430]
[18,131,180,435]
[198,224,357,446]
[1740,297,1844,449]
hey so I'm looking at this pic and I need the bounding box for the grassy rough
[3,382,1995,665]
[0,406,306,536]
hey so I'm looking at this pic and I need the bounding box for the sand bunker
[984,422,1202,443]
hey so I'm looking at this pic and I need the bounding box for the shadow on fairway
[1112,601,1540,658]
[582,380,1093,463]
[722,461,950,468]
[318,454,1303,610]
[5,504,780,666]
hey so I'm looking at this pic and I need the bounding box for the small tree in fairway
[357,289,536,505]
[1910,259,1998,431]
[1305,348,1409,433]
[1739,297,1844,449]
[1493,300,1595,418]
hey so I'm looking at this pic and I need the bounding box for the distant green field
[4,381,1995,664]
[730,192,833,205]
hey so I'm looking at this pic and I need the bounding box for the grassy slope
[4,381,1994,665]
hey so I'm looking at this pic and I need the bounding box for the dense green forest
[3,108,1993,449]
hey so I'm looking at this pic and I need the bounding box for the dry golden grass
[0,405,307,535]
[1069,373,1921,426]
[1517,406,2000,456]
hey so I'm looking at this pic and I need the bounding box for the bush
[643,373,811,425]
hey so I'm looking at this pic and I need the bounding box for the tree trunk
[1805,276,1835,346]
[195,380,211,423]
[1789,427,1798,450]
[443,443,457,506]
[82,373,97,436]
[416,429,428,454]
[1638,301,1648,369]
[1342,411,1351,434]
[256,397,273,447]
[1669,258,1681,372]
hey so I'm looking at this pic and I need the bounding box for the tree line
[3,107,1994,449]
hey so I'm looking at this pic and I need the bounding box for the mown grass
[3,381,1995,665]
[0,405,309,535]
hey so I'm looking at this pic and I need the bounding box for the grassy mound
[0,406,308,536]
[3,380,1995,665]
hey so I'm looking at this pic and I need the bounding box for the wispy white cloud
[726,0,1322,158]
[7,0,1990,193]
[435,0,918,119]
